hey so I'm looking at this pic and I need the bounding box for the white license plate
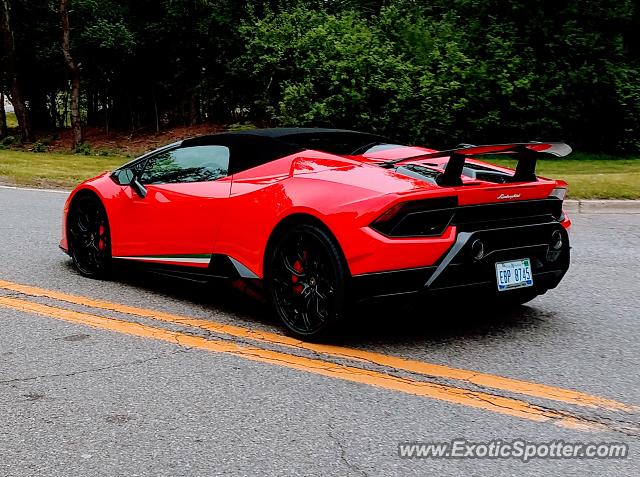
[495,259,533,291]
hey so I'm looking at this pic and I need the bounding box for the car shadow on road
[339,298,556,348]
[65,260,555,348]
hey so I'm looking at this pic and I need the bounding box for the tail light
[371,197,457,237]
[549,187,567,201]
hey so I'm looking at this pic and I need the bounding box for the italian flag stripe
[114,254,212,265]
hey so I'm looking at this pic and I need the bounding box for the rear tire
[67,194,112,279]
[266,223,347,340]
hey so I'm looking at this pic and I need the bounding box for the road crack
[328,429,368,477]
[0,348,190,386]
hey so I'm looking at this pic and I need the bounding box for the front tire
[266,223,347,340]
[67,194,112,279]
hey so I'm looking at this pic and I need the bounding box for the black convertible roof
[227,127,376,139]
[182,128,390,156]
[119,128,392,176]
[157,128,391,174]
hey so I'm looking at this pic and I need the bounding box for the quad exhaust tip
[471,239,485,261]
[551,230,563,250]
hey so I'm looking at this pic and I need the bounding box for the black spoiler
[380,142,572,186]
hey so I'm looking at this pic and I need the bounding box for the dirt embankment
[38,124,229,156]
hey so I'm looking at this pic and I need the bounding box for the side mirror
[113,169,147,198]
[131,178,147,198]
[113,168,134,185]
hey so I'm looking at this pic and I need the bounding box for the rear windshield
[280,132,392,155]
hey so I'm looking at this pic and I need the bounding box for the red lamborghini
[60,128,572,338]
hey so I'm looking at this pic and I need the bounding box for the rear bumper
[351,221,569,300]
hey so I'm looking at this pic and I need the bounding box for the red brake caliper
[98,224,106,251]
[292,251,307,294]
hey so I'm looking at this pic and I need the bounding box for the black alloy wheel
[267,223,347,340]
[68,195,112,278]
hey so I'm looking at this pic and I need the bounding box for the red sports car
[61,128,571,339]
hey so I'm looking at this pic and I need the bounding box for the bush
[30,141,48,153]
[235,1,640,151]
[228,122,257,131]
[73,142,93,156]
[1,135,18,146]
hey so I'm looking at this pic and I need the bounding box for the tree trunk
[0,0,33,142]
[104,87,109,136]
[50,92,61,128]
[152,85,160,134]
[189,93,198,126]
[60,0,82,149]
[86,89,95,127]
[0,91,7,138]
[30,90,53,130]
[62,90,69,128]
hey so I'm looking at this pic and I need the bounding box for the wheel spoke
[300,310,312,331]
[270,229,338,336]
[285,259,305,278]
[70,200,109,276]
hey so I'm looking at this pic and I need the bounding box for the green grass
[5,112,18,128]
[0,149,126,189]
[0,149,639,198]
[490,152,640,199]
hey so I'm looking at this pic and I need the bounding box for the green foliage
[228,122,258,131]
[30,141,48,153]
[234,1,640,151]
[96,148,117,156]
[1,0,638,152]
[73,142,92,155]
[1,135,19,146]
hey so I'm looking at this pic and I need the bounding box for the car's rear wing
[381,142,572,186]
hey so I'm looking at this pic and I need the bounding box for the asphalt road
[0,185,638,476]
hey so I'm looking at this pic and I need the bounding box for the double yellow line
[0,279,636,433]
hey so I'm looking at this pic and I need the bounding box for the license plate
[495,259,533,291]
